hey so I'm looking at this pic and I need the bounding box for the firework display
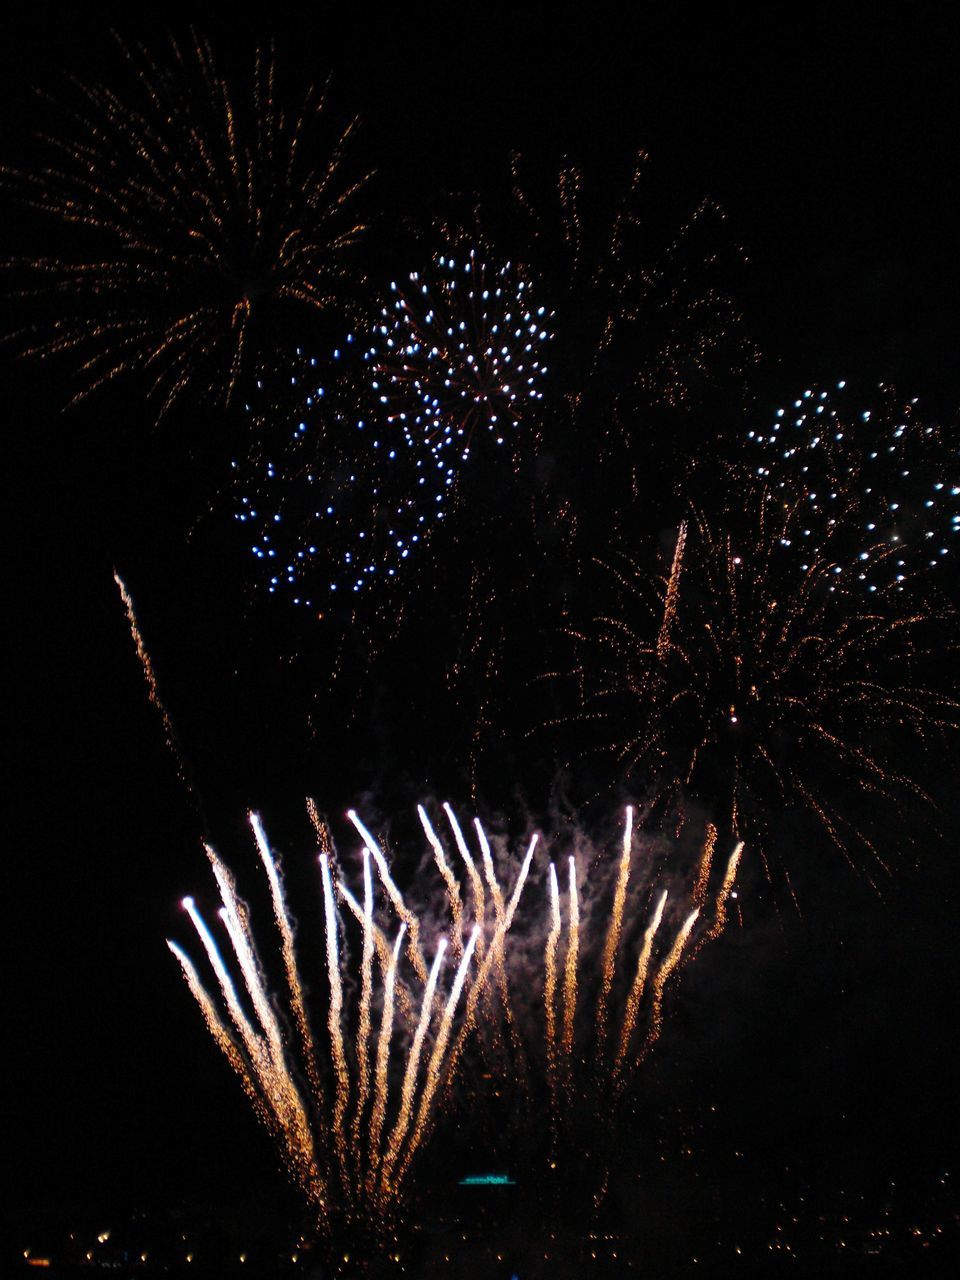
[505,150,759,427]
[234,339,438,606]
[170,803,535,1240]
[171,801,740,1240]
[563,485,958,894]
[2,36,368,414]
[231,246,552,608]
[368,246,552,451]
[746,381,960,594]
[532,809,742,1169]
[11,24,960,1277]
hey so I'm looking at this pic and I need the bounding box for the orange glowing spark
[595,804,634,1062]
[544,862,562,1124]
[560,854,580,1086]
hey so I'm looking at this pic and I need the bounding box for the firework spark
[3,35,369,414]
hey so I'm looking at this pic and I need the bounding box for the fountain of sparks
[168,802,536,1246]
[169,799,743,1253]
[476,807,744,1208]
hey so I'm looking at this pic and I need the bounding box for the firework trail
[691,822,717,908]
[395,926,480,1192]
[442,803,486,957]
[418,804,463,957]
[379,939,447,1195]
[167,940,264,1115]
[319,852,351,1183]
[113,572,201,810]
[367,924,405,1195]
[643,906,700,1058]
[249,813,323,1103]
[544,862,563,1125]
[656,520,687,664]
[612,888,667,1089]
[442,833,538,1085]
[560,854,580,1089]
[704,842,744,943]
[349,809,427,981]
[350,850,375,1168]
[595,804,634,1061]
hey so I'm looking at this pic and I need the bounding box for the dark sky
[4,2,959,1256]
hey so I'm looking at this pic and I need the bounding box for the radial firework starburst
[560,479,958,894]
[231,244,554,610]
[2,34,370,414]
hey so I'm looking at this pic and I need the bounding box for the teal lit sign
[458,1173,516,1186]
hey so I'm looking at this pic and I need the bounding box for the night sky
[4,6,959,1274]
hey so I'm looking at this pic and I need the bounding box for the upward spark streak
[380,941,447,1194]
[113,572,194,799]
[560,855,580,1083]
[337,878,416,1023]
[367,925,405,1195]
[319,855,350,1183]
[183,896,265,1073]
[692,823,717,908]
[166,940,260,1110]
[351,851,375,1172]
[706,841,744,941]
[544,863,562,1122]
[473,817,518,1038]
[656,521,687,664]
[249,813,323,1104]
[442,804,486,957]
[418,805,464,957]
[446,836,537,1080]
[613,888,668,1088]
[645,907,701,1052]
[348,810,427,981]
[207,851,284,1063]
[396,925,480,1190]
[595,805,634,1061]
